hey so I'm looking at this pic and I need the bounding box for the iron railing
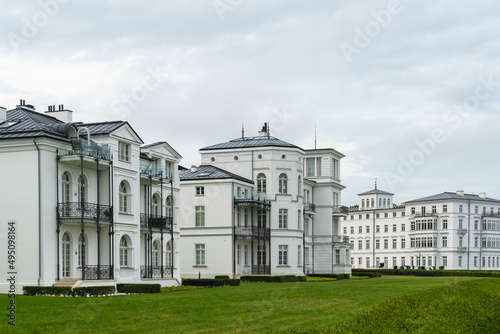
[140,266,174,278]
[304,203,316,212]
[235,226,270,239]
[67,139,111,161]
[77,265,113,280]
[332,206,349,215]
[234,190,271,208]
[332,235,350,243]
[252,265,270,275]
[58,202,112,223]
[457,228,468,234]
[140,214,172,230]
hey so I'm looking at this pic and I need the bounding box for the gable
[110,123,143,144]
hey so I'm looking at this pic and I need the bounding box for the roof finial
[242,123,245,139]
[375,178,378,190]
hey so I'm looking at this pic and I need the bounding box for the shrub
[23,286,73,296]
[226,279,241,286]
[73,286,115,297]
[240,275,305,283]
[307,274,350,280]
[215,275,230,280]
[182,279,226,287]
[123,284,161,294]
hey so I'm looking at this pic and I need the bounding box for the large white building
[343,186,500,270]
[0,101,181,293]
[179,124,351,278]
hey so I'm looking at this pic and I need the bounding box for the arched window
[62,172,71,203]
[379,198,382,208]
[119,181,129,213]
[78,233,86,267]
[120,236,130,267]
[371,198,374,208]
[279,173,288,194]
[166,241,173,267]
[78,175,86,203]
[62,233,71,278]
[362,199,365,209]
[152,194,160,217]
[152,241,160,267]
[383,199,386,208]
[166,196,173,218]
[257,173,267,193]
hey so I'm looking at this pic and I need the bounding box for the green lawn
[1,276,493,333]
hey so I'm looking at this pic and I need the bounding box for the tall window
[166,196,173,218]
[195,206,205,227]
[258,245,267,265]
[279,245,288,265]
[306,157,322,177]
[62,233,71,278]
[279,209,288,229]
[152,241,159,266]
[278,173,288,194]
[152,194,160,217]
[304,247,309,266]
[62,172,71,203]
[118,141,130,162]
[119,181,129,213]
[166,241,173,267]
[78,233,86,267]
[257,173,267,193]
[195,244,205,265]
[298,245,302,266]
[78,175,86,204]
[258,209,267,228]
[120,236,130,267]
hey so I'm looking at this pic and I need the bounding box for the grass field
[2,276,498,333]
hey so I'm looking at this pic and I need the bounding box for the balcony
[234,190,271,209]
[332,205,349,216]
[414,212,438,218]
[457,228,468,234]
[140,214,172,230]
[235,226,270,240]
[332,235,350,244]
[58,202,112,224]
[140,161,171,179]
[304,203,316,214]
[481,212,500,218]
[76,265,113,280]
[252,265,270,275]
[457,247,467,252]
[140,265,174,279]
[66,139,111,161]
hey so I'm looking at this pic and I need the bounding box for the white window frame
[118,141,131,162]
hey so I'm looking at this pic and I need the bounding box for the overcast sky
[1,0,499,205]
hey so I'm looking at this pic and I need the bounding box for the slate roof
[78,121,126,135]
[406,192,500,204]
[358,188,394,196]
[180,165,253,184]
[0,107,69,141]
[200,136,301,151]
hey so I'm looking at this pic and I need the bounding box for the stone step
[54,280,78,288]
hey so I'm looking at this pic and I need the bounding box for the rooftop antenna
[314,122,317,150]
[241,123,245,139]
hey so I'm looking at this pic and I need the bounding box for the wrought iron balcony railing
[234,189,270,207]
[252,265,270,275]
[67,139,111,161]
[58,202,112,223]
[140,161,171,179]
[140,265,174,278]
[140,213,172,230]
[332,205,349,215]
[235,226,270,239]
[332,235,350,243]
[76,265,113,280]
[457,228,468,234]
[304,203,316,212]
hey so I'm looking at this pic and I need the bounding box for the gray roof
[0,107,70,141]
[406,192,500,204]
[181,165,253,184]
[200,136,301,151]
[79,121,126,135]
[358,188,394,196]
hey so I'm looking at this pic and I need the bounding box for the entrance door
[62,233,71,278]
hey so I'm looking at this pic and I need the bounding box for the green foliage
[240,275,305,282]
[214,275,230,280]
[306,277,337,282]
[123,284,160,294]
[307,274,350,280]
[160,285,208,293]
[23,286,73,296]
[352,269,500,278]
[182,279,226,287]
[73,286,115,297]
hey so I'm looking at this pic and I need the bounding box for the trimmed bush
[123,284,161,294]
[182,279,226,287]
[23,286,73,296]
[240,275,305,282]
[307,274,350,280]
[227,279,241,286]
[116,284,126,293]
[73,286,115,297]
[215,275,230,280]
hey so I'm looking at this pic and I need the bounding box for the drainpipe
[33,139,41,286]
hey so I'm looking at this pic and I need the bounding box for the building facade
[0,102,181,293]
[180,124,351,278]
[343,187,500,270]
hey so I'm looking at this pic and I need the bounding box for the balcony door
[62,233,71,278]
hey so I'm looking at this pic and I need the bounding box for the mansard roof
[180,165,253,184]
[406,192,500,204]
[200,136,302,151]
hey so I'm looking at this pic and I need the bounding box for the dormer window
[118,141,130,162]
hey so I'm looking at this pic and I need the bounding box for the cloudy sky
[1,0,499,205]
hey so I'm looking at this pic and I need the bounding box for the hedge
[307,274,351,280]
[182,279,227,287]
[352,269,500,278]
[23,286,73,296]
[123,284,161,294]
[240,275,306,282]
[73,286,115,297]
[214,275,230,280]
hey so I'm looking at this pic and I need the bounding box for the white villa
[0,101,181,293]
[343,186,500,270]
[179,123,351,278]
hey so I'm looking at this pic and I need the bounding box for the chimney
[17,99,36,111]
[456,190,464,196]
[0,106,6,123]
[190,165,198,173]
[478,192,486,199]
[45,104,73,123]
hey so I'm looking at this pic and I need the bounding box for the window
[358,257,362,265]
[474,256,478,267]
[442,205,447,213]
[361,199,365,209]
[152,194,160,217]
[366,214,370,219]
[62,172,71,203]
[392,257,397,267]
[442,220,448,229]
[432,206,436,213]
[366,239,370,249]
[376,239,380,249]
[78,233,86,267]
[278,173,288,194]
[474,237,478,248]
[298,245,302,266]
[78,175,86,204]
[258,209,267,228]
[459,205,463,213]
[366,225,370,233]
[359,226,362,233]
[195,244,206,266]
[442,256,448,267]
[459,237,463,247]
[279,245,288,265]
[118,141,130,162]
[392,239,397,249]
[350,226,354,234]
[411,207,415,215]
[335,249,340,264]
[306,158,322,177]
[475,206,479,214]
[376,213,379,218]
[402,257,406,266]
[366,257,370,268]
[195,206,205,227]
[376,225,380,233]
[442,236,448,247]
[152,241,160,266]
[62,233,71,278]
[258,245,267,265]
[279,209,288,229]
[166,241,173,267]
[244,245,248,265]
[166,196,173,218]
[474,220,478,230]
[196,186,204,196]
[384,239,388,249]
[401,224,406,232]
[119,181,129,213]
[458,256,462,267]
[401,238,406,249]
[120,236,130,267]
[257,173,267,193]
[304,247,309,266]
[384,212,388,218]
[393,212,397,217]
[392,224,397,232]
[384,225,388,233]
[343,227,347,235]
[358,240,362,250]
